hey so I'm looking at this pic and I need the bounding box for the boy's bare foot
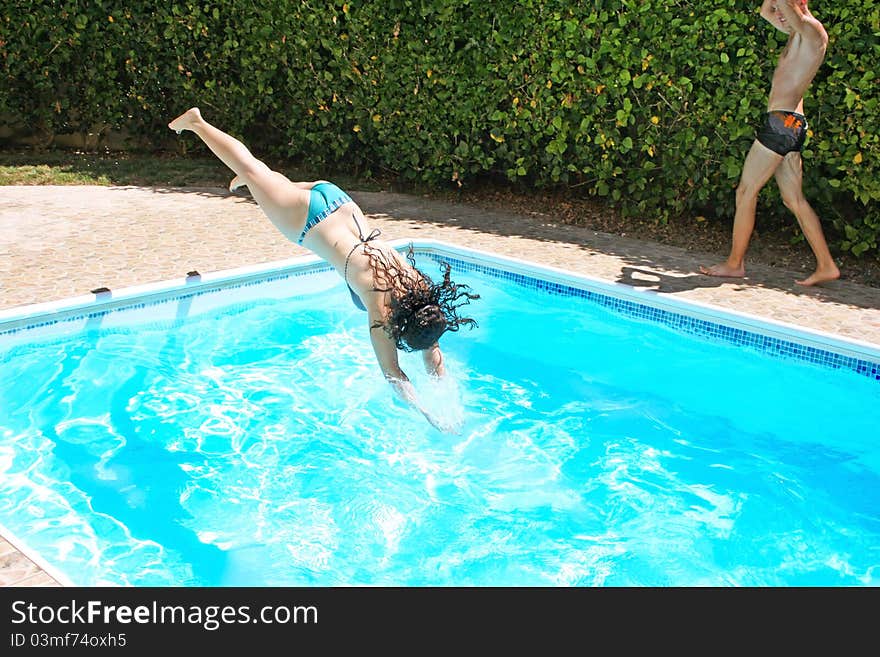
[699,262,745,278]
[795,264,840,287]
[168,107,202,134]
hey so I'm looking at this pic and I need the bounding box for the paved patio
[2,184,879,586]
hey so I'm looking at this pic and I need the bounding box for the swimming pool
[2,240,879,586]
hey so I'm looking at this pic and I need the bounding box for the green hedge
[2,0,877,255]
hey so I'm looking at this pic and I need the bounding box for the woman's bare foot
[699,262,745,278]
[228,175,245,193]
[795,264,840,287]
[168,107,202,134]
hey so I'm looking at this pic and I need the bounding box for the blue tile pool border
[420,251,880,384]
[2,243,878,383]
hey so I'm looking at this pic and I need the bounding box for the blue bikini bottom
[296,182,352,245]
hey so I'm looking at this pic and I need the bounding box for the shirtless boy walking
[701,0,839,286]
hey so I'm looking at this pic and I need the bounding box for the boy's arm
[776,0,828,46]
[760,1,789,33]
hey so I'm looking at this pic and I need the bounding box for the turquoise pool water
[1,249,879,586]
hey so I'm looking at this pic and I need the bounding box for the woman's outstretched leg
[168,108,270,185]
[168,108,302,226]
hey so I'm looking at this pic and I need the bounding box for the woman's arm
[369,323,457,433]
[421,343,445,377]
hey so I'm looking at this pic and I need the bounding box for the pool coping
[0,522,75,587]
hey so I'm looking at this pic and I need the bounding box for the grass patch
[0,149,385,191]
[0,150,234,187]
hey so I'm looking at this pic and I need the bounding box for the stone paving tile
[1,184,878,587]
[13,572,62,587]
[0,538,60,586]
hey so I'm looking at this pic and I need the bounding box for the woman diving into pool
[168,108,479,434]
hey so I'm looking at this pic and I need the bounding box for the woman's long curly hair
[365,244,479,352]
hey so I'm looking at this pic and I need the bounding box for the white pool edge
[0,253,329,331]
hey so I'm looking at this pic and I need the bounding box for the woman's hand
[423,410,463,435]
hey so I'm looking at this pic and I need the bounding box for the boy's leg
[701,140,782,277]
[774,152,840,286]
